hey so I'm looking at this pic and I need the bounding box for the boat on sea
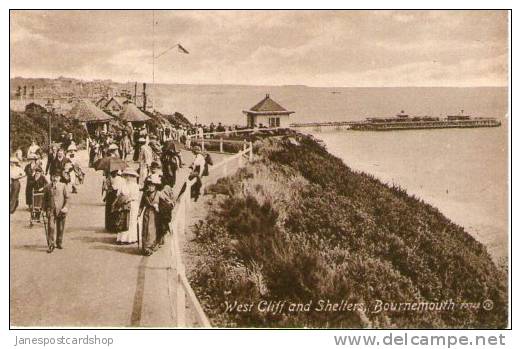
[349,110,501,131]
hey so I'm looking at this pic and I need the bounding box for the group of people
[10,138,85,253]
[11,120,217,256]
[95,124,213,256]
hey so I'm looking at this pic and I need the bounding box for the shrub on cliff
[190,137,507,328]
[10,108,88,155]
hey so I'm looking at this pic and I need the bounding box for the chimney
[142,83,147,111]
[266,93,270,99]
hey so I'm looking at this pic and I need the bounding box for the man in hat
[45,144,59,176]
[42,170,69,253]
[49,148,71,184]
[10,157,24,214]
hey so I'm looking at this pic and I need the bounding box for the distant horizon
[9,75,509,89]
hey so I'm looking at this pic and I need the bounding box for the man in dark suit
[49,148,71,184]
[42,170,69,253]
[45,144,58,176]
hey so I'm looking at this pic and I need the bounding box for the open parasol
[93,157,128,172]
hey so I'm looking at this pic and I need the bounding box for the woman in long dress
[138,174,161,256]
[104,169,123,232]
[24,154,39,209]
[116,168,140,244]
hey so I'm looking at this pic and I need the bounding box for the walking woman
[161,141,182,187]
[138,174,161,256]
[116,168,140,245]
[24,154,39,209]
[10,157,24,214]
[104,169,124,232]
[189,146,205,201]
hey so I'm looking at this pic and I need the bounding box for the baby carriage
[30,188,44,227]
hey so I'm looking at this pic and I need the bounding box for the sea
[151,85,509,263]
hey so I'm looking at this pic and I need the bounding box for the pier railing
[168,141,254,327]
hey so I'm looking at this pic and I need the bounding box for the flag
[177,44,189,54]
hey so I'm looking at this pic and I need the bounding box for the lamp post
[45,99,54,149]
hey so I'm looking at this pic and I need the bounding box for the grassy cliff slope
[190,136,507,328]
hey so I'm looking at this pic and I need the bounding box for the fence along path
[167,141,254,327]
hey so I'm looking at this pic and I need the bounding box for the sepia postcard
[9,9,510,330]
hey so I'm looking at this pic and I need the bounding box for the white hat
[67,144,77,152]
[146,174,162,185]
[121,168,139,177]
[10,156,20,164]
[108,144,119,150]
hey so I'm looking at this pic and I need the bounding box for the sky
[10,10,509,87]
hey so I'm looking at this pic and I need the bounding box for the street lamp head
[45,99,54,112]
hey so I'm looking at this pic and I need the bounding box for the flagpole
[152,10,155,111]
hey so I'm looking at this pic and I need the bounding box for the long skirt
[10,179,20,214]
[133,145,141,162]
[117,201,139,243]
[25,180,34,207]
[139,163,148,187]
[157,213,171,246]
[105,190,117,232]
[141,206,158,254]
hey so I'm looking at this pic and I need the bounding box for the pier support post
[220,138,223,153]
[249,141,253,162]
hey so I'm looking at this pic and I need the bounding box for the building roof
[95,97,108,107]
[68,100,113,123]
[104,96,129,109]
[243,94,295,115]
[119,103,151,122]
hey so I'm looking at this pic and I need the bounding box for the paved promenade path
[10,147,229,327]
